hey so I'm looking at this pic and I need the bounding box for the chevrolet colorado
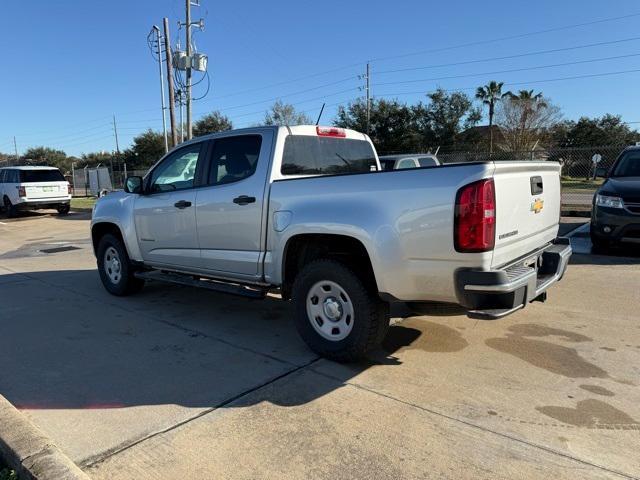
[91,125,571,361]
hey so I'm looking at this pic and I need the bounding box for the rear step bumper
[454,237,572,320]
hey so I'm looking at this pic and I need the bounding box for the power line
[206,76,357,111]
[369,12,640,63]
[375,36,640,75]
[222,88,360,121]
[196,12,640,102]
[373,53,640,87]
[375,68,640,98]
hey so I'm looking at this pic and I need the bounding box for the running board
[134,270,267,299]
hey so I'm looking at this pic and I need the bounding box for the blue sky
[2,0,640,156]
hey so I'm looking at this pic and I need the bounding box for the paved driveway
[0,211,638,479]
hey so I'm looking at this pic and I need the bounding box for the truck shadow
[0,269,430,412]
[1,210,91,222]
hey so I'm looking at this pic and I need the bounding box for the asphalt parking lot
[0,211,639,479]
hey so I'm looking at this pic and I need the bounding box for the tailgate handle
[530,176,543,195]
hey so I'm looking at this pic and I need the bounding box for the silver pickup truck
[91,125,571,361]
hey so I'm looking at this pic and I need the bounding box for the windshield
[19,169,65,182]
[612,151,640,177]
[282,136,377,175]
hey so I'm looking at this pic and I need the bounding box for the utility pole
[153,26,169,153]
[13,136,18,165]
[112,115,120,154]
[112,115,120,184]
[177,90,184,142]
[185,0,193,140]
[365,62,371,136]
[163,17,178,148]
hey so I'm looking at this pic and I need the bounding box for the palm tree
[475,81,507,154]
[505,89,547,108]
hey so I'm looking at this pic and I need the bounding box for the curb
[0,394,90,480]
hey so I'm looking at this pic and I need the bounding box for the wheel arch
[281,233,378,300]
[91,222,126,256]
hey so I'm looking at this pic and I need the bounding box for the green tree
[475,81,508,154]
[124,129,165,169]
[551,114,639,148]
[22,147,70,173]
[193,111,233,137]
[264,101,312,126]
[335,98,419,153]
[412,89,481,150]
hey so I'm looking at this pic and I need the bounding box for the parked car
[91,125,570,361]
[591,144,640,249]
[0,166,71,217]
[379,154,440,170]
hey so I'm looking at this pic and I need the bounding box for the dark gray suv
[590,145,640,249]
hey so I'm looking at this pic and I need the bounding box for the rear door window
[208,135,262,185]
[7,170,19,183]
[281,136,377,175]
[19,169,65,182]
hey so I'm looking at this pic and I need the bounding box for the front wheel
[97,234,145,295]
[291,259,389,362]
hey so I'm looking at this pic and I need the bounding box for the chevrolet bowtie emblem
[531,198,544,214]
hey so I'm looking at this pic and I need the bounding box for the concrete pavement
[0,211,638,479]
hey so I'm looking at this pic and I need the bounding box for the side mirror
[595,167,608,178]
[124,176,143,194]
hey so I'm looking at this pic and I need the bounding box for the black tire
[57,204,70,215]
[291,259,389,362]
[97,233,145,296]
[3,197,17,218]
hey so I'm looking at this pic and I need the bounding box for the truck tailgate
[491,162,561,268]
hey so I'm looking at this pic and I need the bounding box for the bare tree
[496,93,561,152]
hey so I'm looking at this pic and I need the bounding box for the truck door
[195,131,273,278]
[133,142,204,269]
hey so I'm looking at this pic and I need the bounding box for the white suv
[0,166,72,217]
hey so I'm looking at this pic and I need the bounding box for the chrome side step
[134,270,267,299]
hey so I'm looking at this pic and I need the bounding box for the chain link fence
[383,144,627,213]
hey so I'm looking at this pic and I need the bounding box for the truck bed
[267,161,561,303]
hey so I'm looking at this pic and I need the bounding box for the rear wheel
[3,197,17,218]
[292,259,389,362]
[97,234,145,295]
[57,204,70,215]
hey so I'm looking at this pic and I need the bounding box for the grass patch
[70,197,97,210]
[560,178,604,190]
[0,465,19,480]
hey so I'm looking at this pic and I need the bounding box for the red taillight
[316,126,346,137]
[18,186,26,198]
[454,179,495,252]
[68,183,72,195]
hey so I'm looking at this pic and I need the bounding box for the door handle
[174,200,192,209]
[233,195,256,205]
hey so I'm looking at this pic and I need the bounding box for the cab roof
[0,165,61,170]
